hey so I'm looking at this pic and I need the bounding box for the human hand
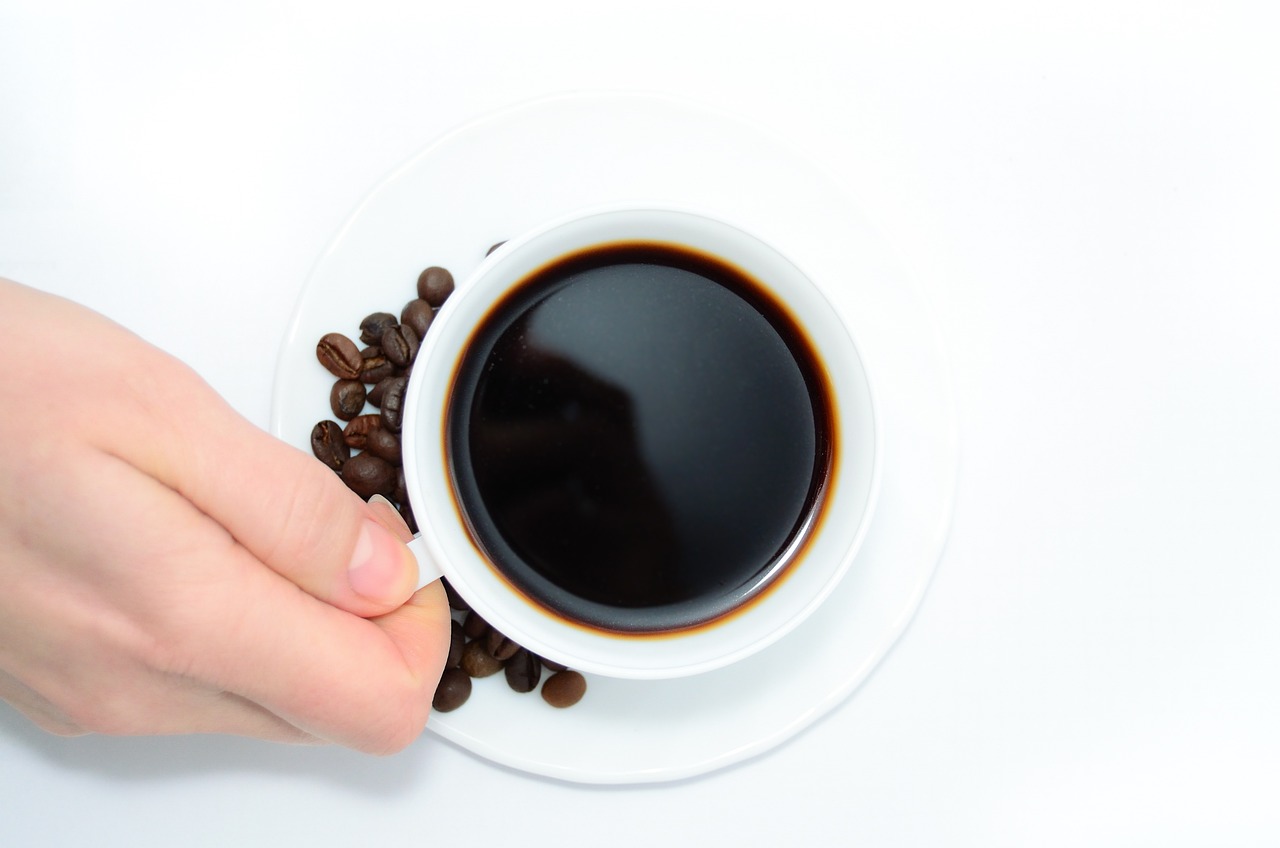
[0,279,450,754]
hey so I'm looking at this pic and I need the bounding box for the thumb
[342,494,423,609]
[211,425,420,617]
[210,426,421,617]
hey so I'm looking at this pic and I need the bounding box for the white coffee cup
[402,205,880,679]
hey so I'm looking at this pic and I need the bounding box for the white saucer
[270,93,958,784]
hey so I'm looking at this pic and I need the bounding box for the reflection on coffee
[447,242,834,632]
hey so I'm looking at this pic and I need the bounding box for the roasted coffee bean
[381,324,419,369]
[541,670,587,708]
[329,379,366,421]
[486,241,506,256]
[365,426,402,465]
[359,311,398,346]
[461,640,503,678]
[417,266,455,306]
[433,667,472,713]
[462,609,489,640]
[485,629,520,662]
[504,649,541,694]
[539,656,569,673]
[310,420,349,471]
[379,375,407,432]
[448,619,464,668]
[393,466,408,504]
[317,333,362,379]
[401,298,435,340]
[359,346,395,384]
[340,452,396,500]
[442,579,469,611]
[367,374,398,408]
[398,500,418,533]
[342,414,383,449]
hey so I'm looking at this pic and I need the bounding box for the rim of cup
[403,203,882,679]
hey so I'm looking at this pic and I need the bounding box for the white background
[2,1,1278,845]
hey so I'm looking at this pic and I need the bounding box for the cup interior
[403,205,881,678]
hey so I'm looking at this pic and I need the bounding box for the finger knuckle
[362,677,433,756]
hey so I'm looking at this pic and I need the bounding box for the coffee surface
[448,243,831,632]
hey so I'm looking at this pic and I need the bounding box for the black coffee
[447,242,833,632]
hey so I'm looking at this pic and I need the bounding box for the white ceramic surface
[270,93,958,783]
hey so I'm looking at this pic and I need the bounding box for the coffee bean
[433,667,472,713]
[317,333,362,379]
[442,579,470,612]
[462,609,489,640]
[381,324,419,369]
[417,266,455,307]
[359,346,395,384]
[541,670,587,708]
[485,628,520,662]
[340,452,396,500]
[365,426,401,465]
[359,311,399,346]
[401,299,435,340]
[342,413,383,449]
[461,640,503,678]
[379,375,407,432]
[448,619,464,668]
[367,374,398,408]
[504,649,541,694]
[329,379,366,421]
[539,656,569,673]
[310,420,349,471]
[398,500,418,533]
[393,466,408,504]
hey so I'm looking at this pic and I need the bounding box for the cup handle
[408,534,445,590]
